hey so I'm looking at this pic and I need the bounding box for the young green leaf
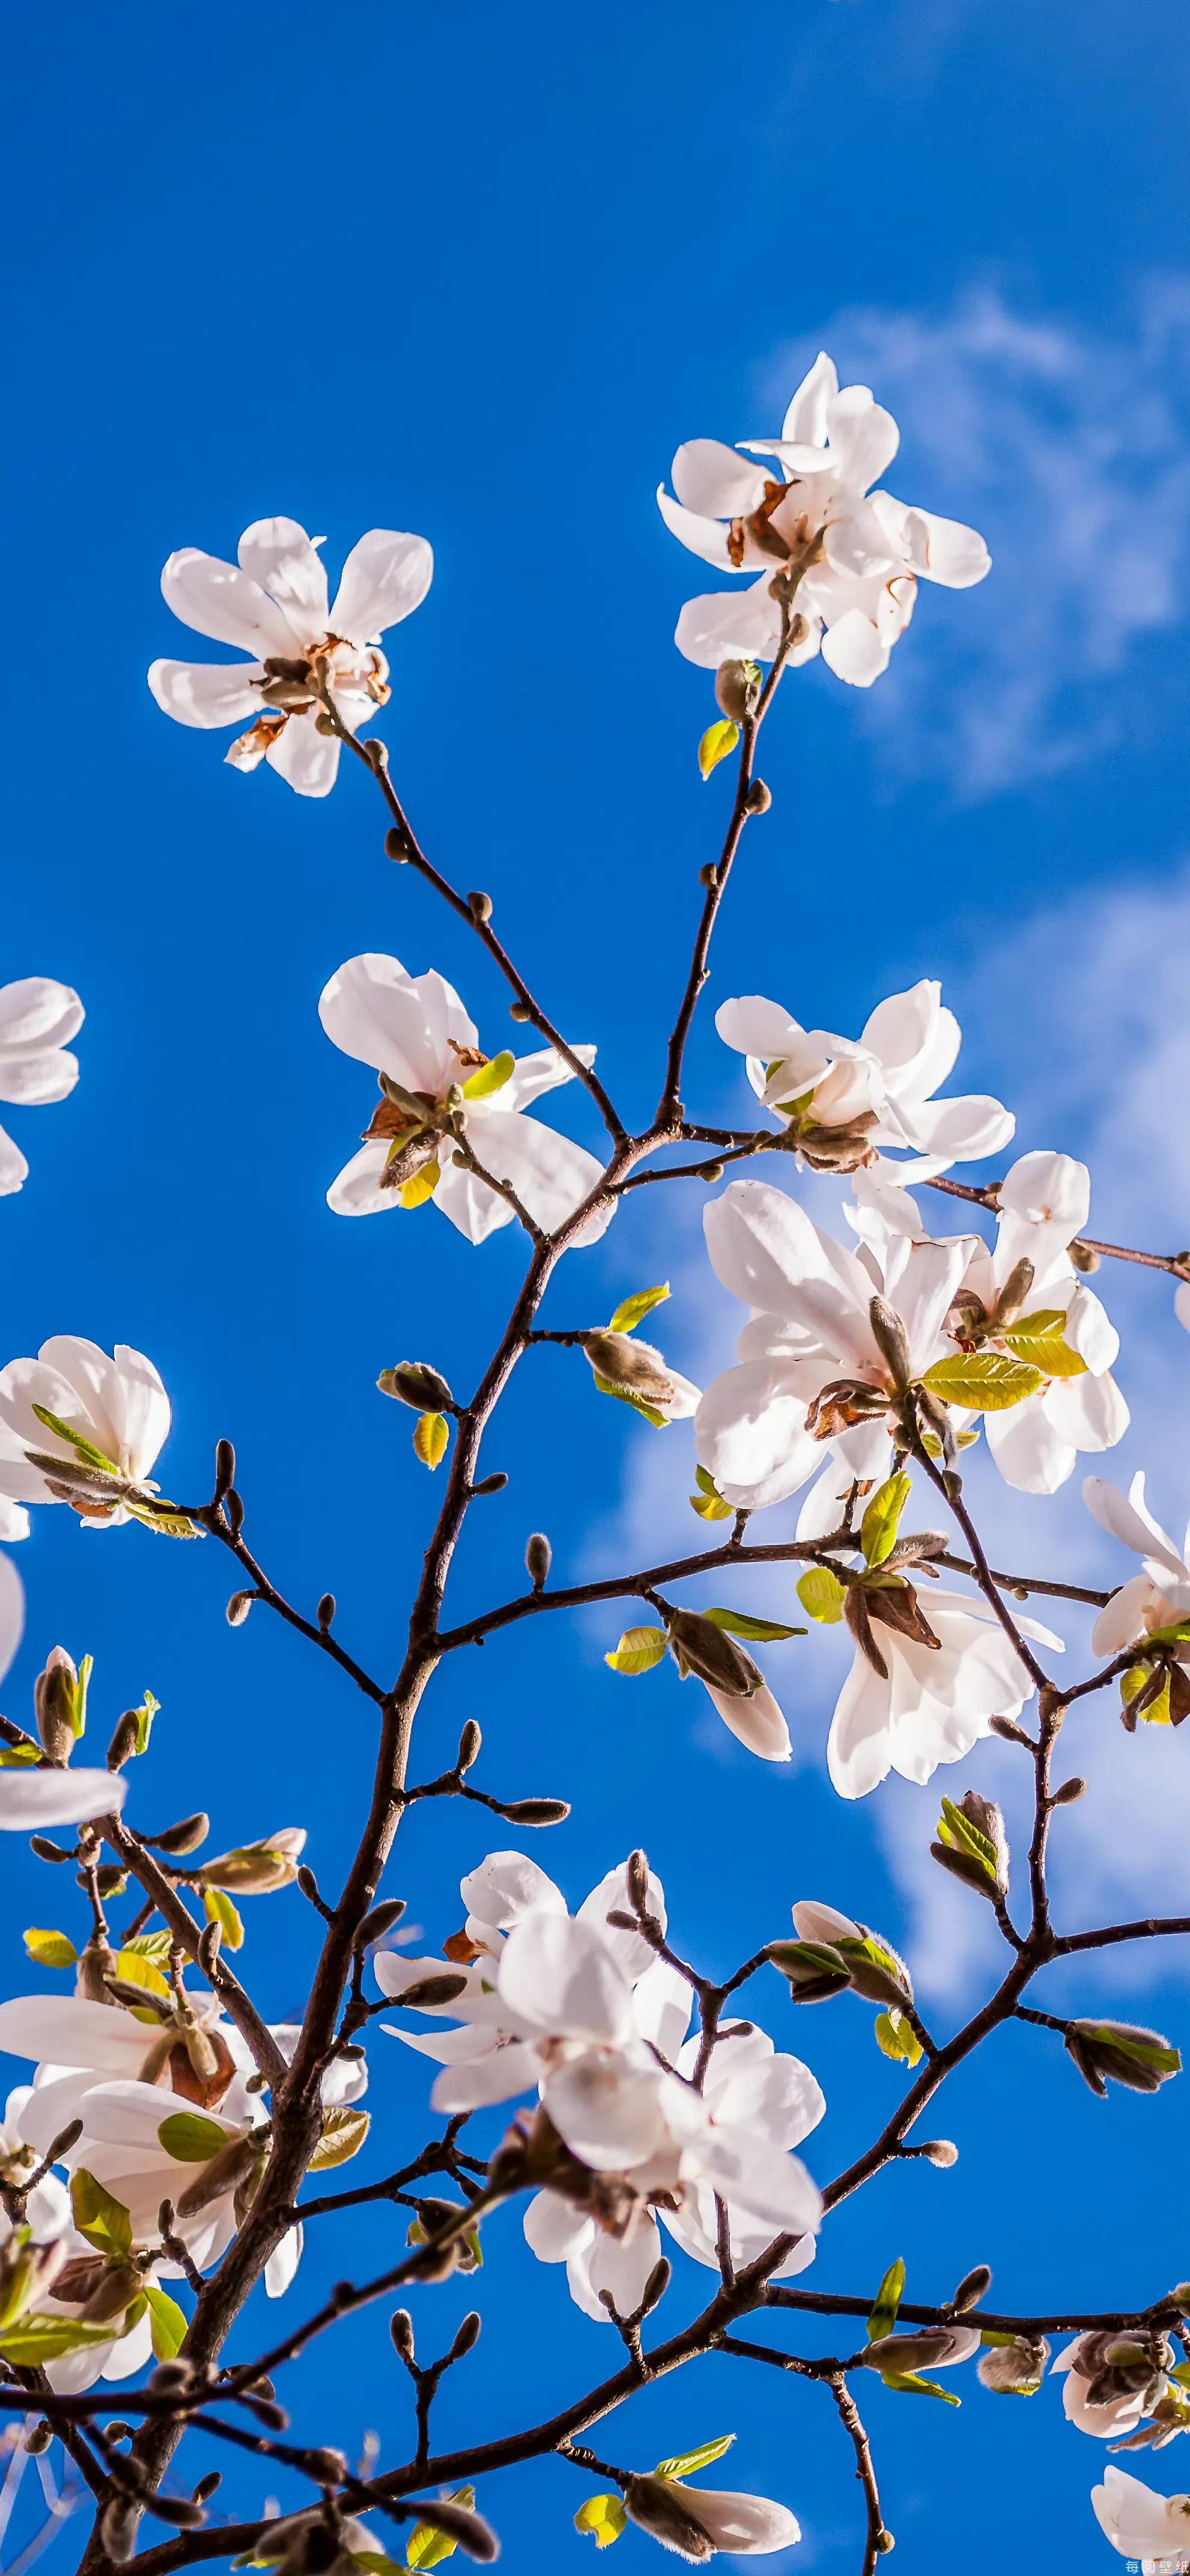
[867,2258,906,2345]
[697,718,740,779]
[690,1465,733,1521]
[402,1160,442,1210]
[71,2169,133,2259]
[935,1796,1000,1889]
[860,1473,912,1569]
[921,1352,1045,1411]
[1001,1310,1088,1378]
[654,2434,736,2480]
[797,1566,847,1624]
[462,1052,515,1101]
[575,2496,628,2548]
[604,1627,668,1675]
[23,1928,78,1970]
[875,2007,924,2068]
[157,2112,232,2163]
[204,1886,246,1950]
[881,2370,961,2405]
[0,2316,124,2365]
[414,1412,450,1469]
[701,1607,805,1642]
[591,1372,670,1429]
[407,2489,476,2569]
[608,1284,671,1336]
[309,2106,372,2171]
[144,2283,188,2361]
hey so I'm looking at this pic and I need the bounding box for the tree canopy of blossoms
[1,354,1188,2576]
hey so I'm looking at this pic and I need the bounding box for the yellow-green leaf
[575,2496,628,2549]
[463,1052,515,1101]
[608,1284,670,1336]
[702,1607,804,1642]
[875,2007,924,2068]
[881,2370,961,2405]
[1001,1319,1087,1378]
[123,1929,175,1963]
[401,1160,442,1210]
[126,1499,201,1539]
[605,1626,667,1675]
[414,1411,450,1469]
[937,1796,1000,1885]
[309,2106,371,2172]
[797,1566,847,1624]
[867,2258,906,2345]
[0,2316,123,2365]
[144,2283,188,2361]
[860,1473,912,1569]
[921,1352,1044,1411]
[690,1487,733,1520]
[654,2434,735,2480]
[23,1928,78,1970]
[128,1689,160,1754]
[31,1406,118,1477]
[157,2112,230,2163]
[407,2490,476,2569]
[204,1887,245,1951]
[592,1372,669,1430]
[71,2169,133,2259]
[697,718,740,780]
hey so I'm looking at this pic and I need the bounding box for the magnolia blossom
[380,1852,822,2271]
[0,1337,171,1528]
[695,1178,976,1510]
[1091,2466,1190,2563]
[148,517,433,797]
[625,2474,802,2560]
[827,1585,1060,1800]
[320,953,612,1245]
[0,978,85,1195]
[0,2086,71,2237]
[0,1766,127,1831]
[658,349,989,685]
[1084,1473,1190,1656]
[1053,2331,1174,2441]
[715,980,1013,1180]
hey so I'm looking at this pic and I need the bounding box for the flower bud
[106,1712,141,1772]
[377,1362,454,1412]
[494,1796,570,1825]
[1064,2018,1182,2097]
[862,2325,980,2374]
[868,1296,912,1393]
[714,659,761,721]
[145,1812,210,1856]
[214,1439,237,1498]
[226,1590,255,1626]
[977,2334,1049,2395]
[472,1471,508,1496]
[457,1718,482,1772]
[951,2264,992,2312]
[1051,1775,1086,1805]
[767,1938,851,2004]
[627,1848,650,1912]
[745,778,772,815]
[920,2139,959,2167]
[100,2500,140,2563]
[666,1609,760,1698]
[384,1972,470,2009]
[199,1829,305,1892]
[623,2475,714,2561]
[317,1593,336,1632]
[357,1898,407,1947]
[176,2133,264,2220]
[1070,1239,1100,1272]
[580,1331,678,1408]
[79,2258,144,2324]
[467,890,493,924]
[225,1487,245,1536]
[193,2473,222,2504]
[639,2256,671,2316]
[390,2307,416,2361]
[35,1649,79,1763]
[451,2309,482,2359]
[386,825,410,861]
[526,1532,553,1588]
[23,2420,53,2455]
[29,1835,74,1862]
[75,1936,120,2003]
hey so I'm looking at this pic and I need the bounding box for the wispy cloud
[761,280,1190,797]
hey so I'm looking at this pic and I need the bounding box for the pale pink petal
[237,519,330,645]
[265,712,341,797]
[160,549,304,657]
[330,530,434,645]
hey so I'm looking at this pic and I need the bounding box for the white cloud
[761,280,1190,796]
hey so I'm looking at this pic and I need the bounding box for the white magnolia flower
[658,2024,824,2282]
[658,349,989,685]
[320,952,613,1245]
[0,979,85,1195]
[380,1853,822,2255]
[0,1337,171,1528]
[0,1766,127,1830]
[148,517,433,797]
[1083,1475,1190,1733]
[1091,2465,1190,2562]
[715,980,1013,1180]
[1052,2332,1174,2442]
[854,1151,1129,1494]
[625,2475,801,2559]
[0,2085,71,2237]
[695,1179,976,1510]
[826,1584,1060,1800]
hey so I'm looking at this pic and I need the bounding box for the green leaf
[157,2112,231,2163]
[204,1887,245,1951]
[463,1051,515,1101]
[575,2496,628,2548]
[860,1473,913,1569]
[23,1927,78,1969]
[654,2434,736,2480]
[875,2008,924,2068]
[1001,1311,1088,1378]
[351,2556,404,2575]
[937,1796,1000,1888]
[144,2283,188,2361]
[0,2315,124,2365]
[701,1607,805,1642]
[407,2491,476,2569]
[689,1466,733,1521]
[0,1740,41,1765]
[867,2258,906,2345]
[128,1689,160,1754]
[71,2169,133,2259]
[414,1412,450,1469]
[309,2106,371,2171]
[605,1626,668,1675]
[72,1653,93,1739]
[31,1406,119,1477]
[881,2371,961,2405]
[401,1159,442,1210]
[1080,2024,1182,2077]
[797,1566,847,1624]
[921,1352,1045,1412]
[698,718,739,779]
[592,1372,669,1429]
[126,1499,201,1539]
[123,1929,175,1963]
[608,1284,671,1336]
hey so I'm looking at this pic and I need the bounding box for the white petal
[783,351,838,445]
[670,442,771,519]
[0,1766,127,1830]
[0,1548,22,1686]
[461,1850,566,1936]
[821,610,891,687]
[888,1091,1015,1166]
[497,1915,636,2046]
[1064,1285,1119,1373]
[695,1362,822,1512]
[826,384,900,490]
[498,1043,597,1111]
[326,1140,404,1217]
[715,997,808,1062]
[0,1992,145,2068]
[265,712,341,797]
[265,2222,303,2297]
[330,530,434,645]
[234,519,329,645]
[433,1156,517,1244]
[998,1150,1090,1236]
[578,1861,667,1979]
[827,1654,891,1800]
[985,1397,1075,1495]
[542,2051,669,2172]
[464,1110,613,1244]
[1082,1474,1185,1576]
[704,1677,791,1762]
[430,2040,541,2113]
[160,548,304,656]
[1090,1574,1157,1657]
[0,1128,28,1194]
[657,485,738,570]
[792,1898,861,1943]
[320,953,463,1087]
[1045,1371,1128,1453]
[673,580,794,671]
[872,494,990,588]
[0,978,85,1057]
[523,2188,593,2262]
[685,2490,802,2556]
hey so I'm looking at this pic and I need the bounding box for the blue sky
[3,0,1189,2566]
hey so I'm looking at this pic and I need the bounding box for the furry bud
[106,1712,141,1772]
[920,2139,959,2167]
[745,777,772,814]
[225,1487,245,1536]
[526,1532,552,1588]
[495,1796,570,1824]
[458,1718,482,1772]
[952,2264,992,2312]
[357,1898,407,1947]
[639,2256,671,2316]
[226,1590,255,1626]
[467,890,493,924]
[714,659,761,721]
[214,1439,237,1497]
[145,1812,210,1856]
[377,1362,454,1412]
[666,1608,760,1698]
[23,2420,53,2455]
[35,1650,79,1764]
[451,2309,482,2359]
[624,2475,715,2561]
[1051,1774,1086,1804]
[509,1000,531,1021]
[390,2307,416,2361]
[977,2334,1049,2394]
[317,1593,336,1631]
[1070,1239,1101,1272]
[472,1471,508,1496]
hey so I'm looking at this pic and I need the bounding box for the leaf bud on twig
[365,737,390,771]
[526,1531,552,1588]
[920,2139,959,2167]
[23,2420,53,2455]
[386,825,410,861]
[509,1000,531,1021]
[699,863,719,889]
[639,2255,671,2316]
[745,777,772,814]
[1051,1774,1086,1805]
[145,1812,210,1856]
[467,890,494,924]
[458,1718,482,1772]
[225,1487,245,1537]
[196,1920,222,1975]
[192,2472,222,2503]
[627,1849,651,1913]
[378,1362,454,1412]
[494,1796,570,1825]
[450,2309,482,2360]
[1070,1239,1100,1272]
[1064,2018,1182,2097]
[387,1972,470,2009]
[35,1648,79,1764]
[714,658,761,721]
[30,1835,75,1862]
[472,1471,508,1496]
[317,1593,336,1632]
[390,2306,416,2360]
[951,2263,992,2311]
[700,1161,724,1183]
[226,1590,255,1626]
[106,1712,141,1772]
[357,1898,407,1947]
[305,2449,348,2488]
[214,1439,236,1498]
